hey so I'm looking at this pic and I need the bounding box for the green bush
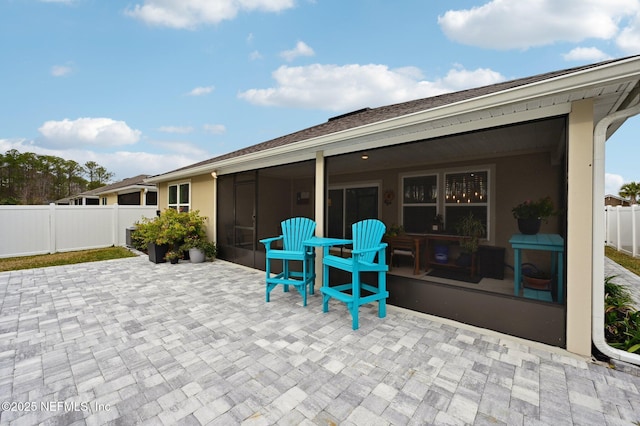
[604,275,640,353]
[134,209,207,250]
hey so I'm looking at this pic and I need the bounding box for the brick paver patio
[0,255,639,425]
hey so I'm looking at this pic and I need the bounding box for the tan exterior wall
[106,194,118,205]
[190,174,216,241]
[156,175,216,241]
[566,99,595,356]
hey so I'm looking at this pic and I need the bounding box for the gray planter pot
[189,248,206,263]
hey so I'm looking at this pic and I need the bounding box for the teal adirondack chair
[260,217,316,306]
[321,219,389,329]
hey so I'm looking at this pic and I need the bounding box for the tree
[619,182,640,205]
[0,149,115,204]
[85,161,114,190]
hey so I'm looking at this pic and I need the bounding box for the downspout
[592,101,640,365]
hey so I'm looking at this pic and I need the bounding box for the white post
[604,206,610,246]
[314,151,325,289]
[48,203,56,254]
[616,206,621,251]
[633,204,638,257]
[113,203,120,246]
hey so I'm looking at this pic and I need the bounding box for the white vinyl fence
[605,205,640,257]
[0,204,158,259]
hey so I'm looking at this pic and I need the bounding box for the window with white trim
[168,182,190,212]
[444,170,488,234]
[401,174,438,233]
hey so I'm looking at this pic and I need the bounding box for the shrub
[604,275,640,353]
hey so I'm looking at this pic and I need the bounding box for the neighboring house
[146,55,640,364]
[59,175,157,206]
[605,194,631,206]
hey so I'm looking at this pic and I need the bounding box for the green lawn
[0,246,138,272]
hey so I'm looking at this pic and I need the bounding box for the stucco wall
[190,174,216,241]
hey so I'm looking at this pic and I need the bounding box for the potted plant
[165,250,182,264]
[181,235,217,263]
[511,196,557,234]
[522,263,552,290]
[134,209,206,263]
[384,224,404,237]
[455,212,485,268]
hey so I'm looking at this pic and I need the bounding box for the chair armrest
[352,242,387,256]
[259,235,283,250]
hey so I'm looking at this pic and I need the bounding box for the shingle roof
[158,56,635,177]
[94,174,155,194]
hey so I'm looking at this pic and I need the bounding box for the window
[401,174,438,233]
[444,170,488,234]
[328,184,379,239]
[168,182,190,212]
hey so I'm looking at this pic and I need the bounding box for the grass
[0,246,139,272]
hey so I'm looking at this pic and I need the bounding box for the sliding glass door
[328,185,379,239]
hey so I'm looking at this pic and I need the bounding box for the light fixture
[361,153,369,160]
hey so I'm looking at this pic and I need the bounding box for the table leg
[514,248,521,296]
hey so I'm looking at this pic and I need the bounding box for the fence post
[633,204,638,257]
[604,205,609,245]
[49,203,56,254]
[616,206,622,251]
[112,203,119,246]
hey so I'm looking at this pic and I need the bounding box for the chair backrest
[281,217,316,251]
[352,219,386,263]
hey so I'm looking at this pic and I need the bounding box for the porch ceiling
[326,116,567,175]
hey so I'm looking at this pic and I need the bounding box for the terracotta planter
[523,275,552,290]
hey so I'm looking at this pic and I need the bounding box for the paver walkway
[0,255,639,425]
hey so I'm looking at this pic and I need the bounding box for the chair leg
[322,262,330,313]
[378,270,387,319]
[351,272,361,330]
[265,258,271,302]
[283,260,289,293]
[307,254,315,296]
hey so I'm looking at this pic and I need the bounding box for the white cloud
[280,41,315,62]
[605,173,626,196]
[38,118,141,148]
[562,47,612,62]
[125,0,295,29]
[617,11,640,53]
[158,126,194,134]
[238,63,505,111]
[249,50,263,60]
[51,65,72,77]
[203,124,226,134]
[438,0,640,50]
[187,86,214,96]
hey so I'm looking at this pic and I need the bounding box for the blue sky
[1,0,639,196]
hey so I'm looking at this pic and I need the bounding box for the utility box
[126,227,137,248]
[478,245,505,279]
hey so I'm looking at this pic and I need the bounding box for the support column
[314,151,325,289]
[566,99,594,356]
